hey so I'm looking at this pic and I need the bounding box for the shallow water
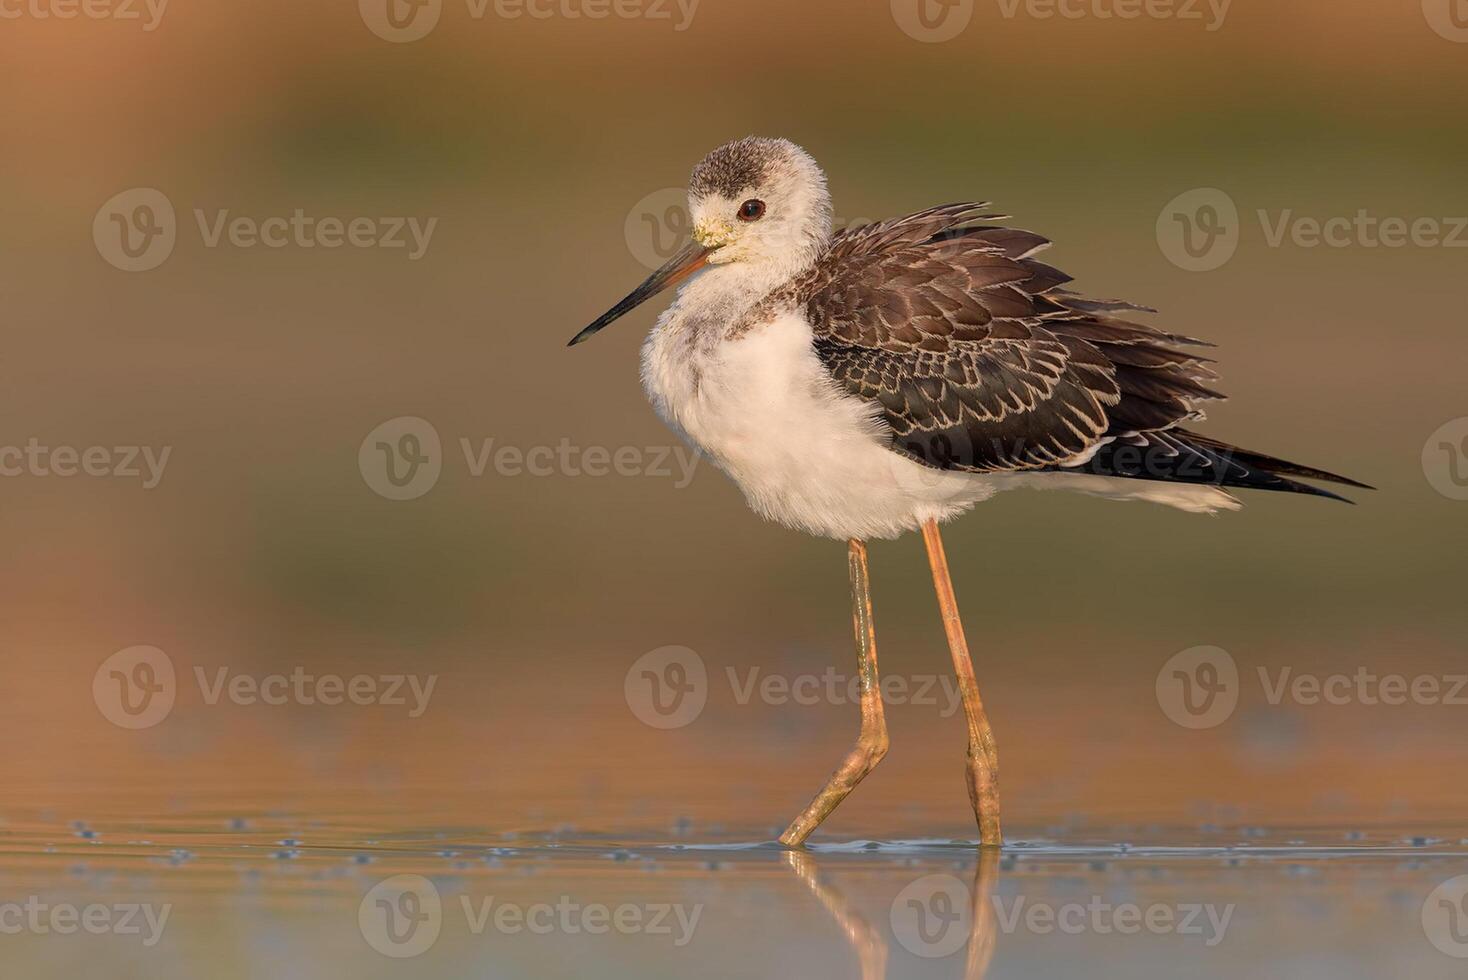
[7,806,1468,978]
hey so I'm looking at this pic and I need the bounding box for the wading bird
[570,137,1367,847]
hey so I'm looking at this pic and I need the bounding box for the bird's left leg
[779,539,889,847]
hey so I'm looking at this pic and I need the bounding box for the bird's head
[686,136,834,270]
[569,137,832,346]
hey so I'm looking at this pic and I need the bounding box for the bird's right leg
[921,518,1002,847]
[779,539,889,847]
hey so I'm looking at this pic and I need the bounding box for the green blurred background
[1,0,1466,838]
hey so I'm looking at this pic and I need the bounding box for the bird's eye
[737,199,766,222]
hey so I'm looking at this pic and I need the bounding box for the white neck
[672,234,826,332]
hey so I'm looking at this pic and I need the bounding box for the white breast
[641,305,995,541]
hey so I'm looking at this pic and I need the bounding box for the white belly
[641,309,995,540]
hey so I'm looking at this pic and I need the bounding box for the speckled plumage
[688,135,788,200]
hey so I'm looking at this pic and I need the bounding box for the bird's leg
[920,518,1002,847]
[779,539,889,847]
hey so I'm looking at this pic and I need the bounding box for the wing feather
[797,203,1213,473]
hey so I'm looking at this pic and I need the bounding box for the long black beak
[568,240,714,347]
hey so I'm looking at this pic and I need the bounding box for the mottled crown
[689,136,818,200]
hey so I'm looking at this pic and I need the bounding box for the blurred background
[1,0,1466,975]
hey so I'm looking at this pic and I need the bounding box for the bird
[569,136,1369,848]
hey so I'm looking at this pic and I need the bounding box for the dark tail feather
[1177,430,1375,491]
[1063,429,1372,503]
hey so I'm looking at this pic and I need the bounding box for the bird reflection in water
[784,848,1001,979]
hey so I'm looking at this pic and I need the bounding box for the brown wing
[799,203,1224,473]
